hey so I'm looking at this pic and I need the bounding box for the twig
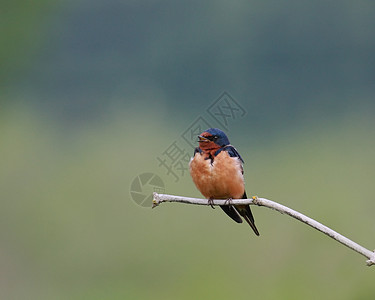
[152,193,375,267]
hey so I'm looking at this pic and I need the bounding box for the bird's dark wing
[214,145,244,163]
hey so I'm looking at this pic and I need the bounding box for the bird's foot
[224,197,233,205]
[208,198,215,209]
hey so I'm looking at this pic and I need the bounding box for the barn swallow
[189,128,259,236]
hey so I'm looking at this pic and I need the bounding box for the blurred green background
[1,1,375,299]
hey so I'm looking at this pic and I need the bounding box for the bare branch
[152,193,375,267]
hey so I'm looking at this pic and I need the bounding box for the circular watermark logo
[130,173,165,207]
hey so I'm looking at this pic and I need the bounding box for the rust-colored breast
[189,150,245,199]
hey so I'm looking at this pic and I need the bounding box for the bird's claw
[208,198,215,209]
[224,197,233,205]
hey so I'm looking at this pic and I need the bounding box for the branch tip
[366,250,375,266]
[152,192,161,208]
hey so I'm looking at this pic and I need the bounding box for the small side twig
[152,193,375,267]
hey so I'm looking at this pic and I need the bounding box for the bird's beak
[198,135,210,142]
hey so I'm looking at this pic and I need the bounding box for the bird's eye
[213,135,218,140]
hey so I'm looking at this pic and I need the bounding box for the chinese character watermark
[156,141,191,182]
[206,91,246,130]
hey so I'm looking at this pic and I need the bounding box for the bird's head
[198,128,230,150]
